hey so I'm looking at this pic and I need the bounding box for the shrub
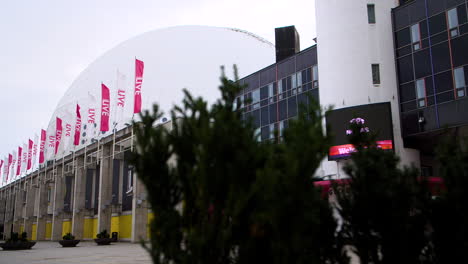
[62,233,75,240]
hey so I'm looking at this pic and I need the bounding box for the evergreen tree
[334,117,431,264]
[431,133,468,263]
[130,67,336,264]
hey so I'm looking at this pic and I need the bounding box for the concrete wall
[0,126,151,242]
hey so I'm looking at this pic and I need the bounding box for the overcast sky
[0,0,317,155]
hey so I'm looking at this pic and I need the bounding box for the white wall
[315,0,419,177]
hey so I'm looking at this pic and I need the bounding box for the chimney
[275,26,300,62]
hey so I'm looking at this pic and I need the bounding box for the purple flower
[360,127,370,133]
[346,129,352,135]
[350,117,365,124]
[355,118,365,124]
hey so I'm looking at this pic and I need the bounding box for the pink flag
[0,160,3,184]
[133,59,144,114]
[7,154,12,182]
[74,104,82,146]
[39,129,46,164]
[16,147,22,176]
[55,117,63,155]
[100,83,110,132]
[27,139,33,170]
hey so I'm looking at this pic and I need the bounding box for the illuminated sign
[326,102,394,160]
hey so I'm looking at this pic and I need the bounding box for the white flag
[83,92,98,145]
[0,158,3,186]
[21,143,28,177]
[32,134,39,170]
[3,157,7,184]
[113,70,127,130]
[61,121,73,156]
[11,150,17,182]
[45,119,56,161]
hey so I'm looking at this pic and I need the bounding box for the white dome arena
[47,25,275,158]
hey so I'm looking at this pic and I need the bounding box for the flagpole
[133,56,136,122]
[84,144,87,170]
[112,127,116,160]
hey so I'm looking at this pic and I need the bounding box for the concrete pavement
[0,241,152,264]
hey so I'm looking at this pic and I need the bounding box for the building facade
[238,0,468,178]
[0,125,155,241]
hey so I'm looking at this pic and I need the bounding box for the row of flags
[0,58,145,187]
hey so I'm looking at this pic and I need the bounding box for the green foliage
[334,117,431,264]
[131,67,335,264]
[431,134,468,263]
[97,230,110,239]
[7,232,28,242]
[7,232,19,242]
[62,233,75,240]
[20,232,28,241]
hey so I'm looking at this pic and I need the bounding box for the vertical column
[98,144,113,233]
[3,188,13,239]
[131,174,148,242]
[36,169,49,240]
[13,182,24,233]
[72,155,86,239]
[23,179,36,239]
[51,163,65,240]
[0,190,4,239]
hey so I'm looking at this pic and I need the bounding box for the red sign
[0,160,3,182]
[74,104,82,146]
[39,129,46,164]
[55,117,63,155]
[100,83,110,132]
[328,140,393,159]
[134,59,144,114]
[16,147,22,176]
[27,139,33,170]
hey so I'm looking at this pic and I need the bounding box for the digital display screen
[325,102,394,160]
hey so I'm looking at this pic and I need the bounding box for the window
[268,83,274,103]
[127,166,134,193]
[291,74,297,89]
[454,67,466,97]
[416,79,426,107]
[252,89,260,109]
[269,124,276,139]
[410,24,421,51]
[297,71,302,87]
[279,120,286,137]
[372,64,380,85]
[47,188,52,203]
[278,79,284,99]
[233,97,238,110]
[312,65,319,88]
[367,4,376,24]
[254,128,261,142]
[448,8,459,37]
